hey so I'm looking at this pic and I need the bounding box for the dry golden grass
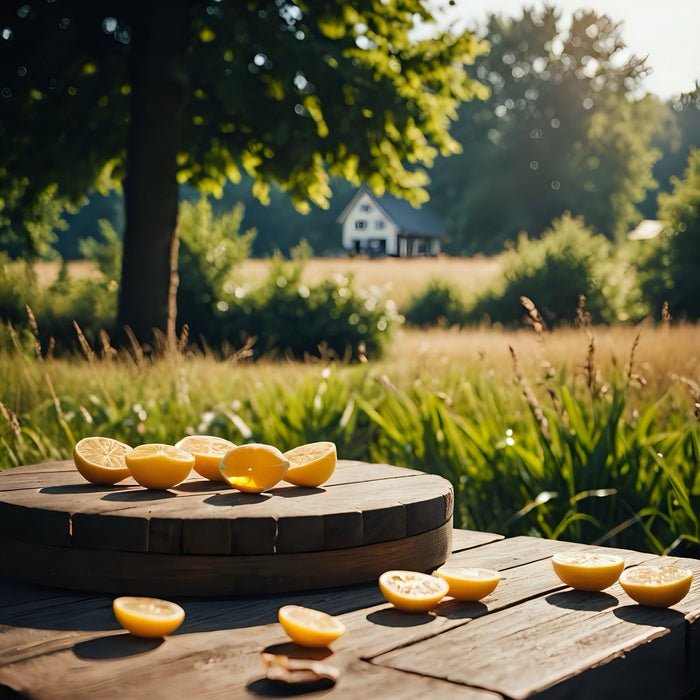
[34,260,100,286]
[36,255,501,308]
[234,255,503,307]
[31,257,700,398]
[378,322,700,395]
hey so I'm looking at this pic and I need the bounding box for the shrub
[176,197,255,340]
[219,256,402,360]
[404,279,468,328]
[639,147,700,320]
[0,253,39,324]
[467,213,642,326]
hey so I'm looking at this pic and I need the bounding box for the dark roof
[338,186,445,238]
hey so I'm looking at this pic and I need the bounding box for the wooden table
[2,529,699,699]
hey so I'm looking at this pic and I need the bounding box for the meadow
[4,257,700,558]
[35,254,503,308]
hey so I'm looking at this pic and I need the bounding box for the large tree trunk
[117,1,190,349]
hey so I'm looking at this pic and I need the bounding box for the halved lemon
[551,551,625,591]
[619,565,693,607]
[175,434,236,482]
[434,566,501,601]
[124,443,195,489]
[219,443,289,493]
[113,596,185,638]
[283,441,337,487]
[73,436,132,485]
[278,605,346,648]
[378,570,449,612]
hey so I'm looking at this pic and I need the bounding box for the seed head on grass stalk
[25,305,42,362]
[509,345,550,441]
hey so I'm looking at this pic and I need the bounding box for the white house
[627,219,665,240]
[337,186,444,257]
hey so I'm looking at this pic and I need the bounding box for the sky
[427,0,700,99]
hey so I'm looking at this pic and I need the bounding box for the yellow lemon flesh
[283,441,337,487]
[113,596,184,638]
[434,566,501,601]
[73,436,132,485]
[124,443,195,489]
[278,605,345,648]
[619,565,693,607]
[175,434,236,482]
[219,443,289,493]
[551,551,625,591]
[379,570,449,612]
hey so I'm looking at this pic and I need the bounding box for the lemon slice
[73,436,132,485]
[124,443,195,489]
[113,596,184,638]
[278,605,345,648]
[175,434,236,482]
[434,566,501,601]
[219,443,289,493]
[378,570,449,612]
[283,441,337,487]
[619,565,693,607]
[551,551,625,591]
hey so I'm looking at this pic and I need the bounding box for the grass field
[35,254,503,308]
[3,268,700,553]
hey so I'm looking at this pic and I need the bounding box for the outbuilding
[337,186,444,257]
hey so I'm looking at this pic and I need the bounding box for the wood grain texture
[372,546,700,699]
[0,533,698,699]
[0,460,453,595]
[0,520,452,596]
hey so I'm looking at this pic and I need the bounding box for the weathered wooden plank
[0,463,453,564]
[451,529,504,551]
[0,566,500,700]
[0,617,499,700]
[369,547,700,699]
[0,501,70,547]
[349,541,657,661]
[373,588,688,699]
[0,520,451,597]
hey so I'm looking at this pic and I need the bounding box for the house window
[375,220,385,230]
[360,204,371,212]
[355,219,367,230]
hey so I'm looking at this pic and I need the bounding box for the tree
[0,0,486,345]
[428,5,663,254]
[639,147,700,320]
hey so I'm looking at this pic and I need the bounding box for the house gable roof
[337,186,444,238]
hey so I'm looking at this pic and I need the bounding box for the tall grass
[1,314,698,555]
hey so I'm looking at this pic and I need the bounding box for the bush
[404,279,468,328]
[639,147,700,320]
[176,197,255,340]
[0,253,39,325]
[467,213,643,326]
[218,256,402,360]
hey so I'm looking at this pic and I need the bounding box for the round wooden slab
[0,460,453,596]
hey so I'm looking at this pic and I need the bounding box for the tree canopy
[0,0,487,343]
[428,5,664,254]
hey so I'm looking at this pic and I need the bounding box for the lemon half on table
[278,605,346,648]
[283,441,337,487]
[619,565,693,607]
[219,443,289,493]
[433,566,501,601]
[378,570,449,612]
[175,434,236,482]
[551,551,625,592]
[125,443,195,489]
[113,596,185,638]
[73,436,132,485]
